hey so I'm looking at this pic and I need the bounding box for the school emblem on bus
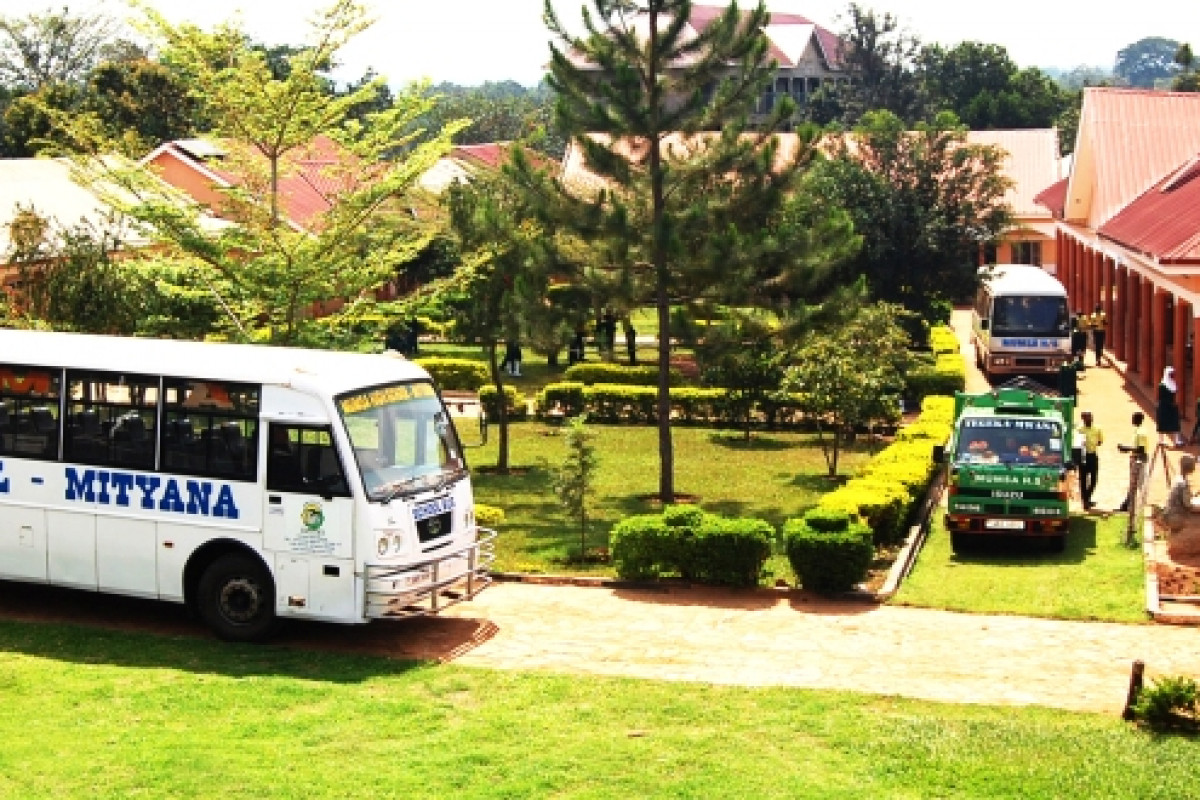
[301,502,325,531]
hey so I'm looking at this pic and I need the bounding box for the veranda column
[1126,272,1140,374]
[1102,256,1114,321]
[1151,286,1168,391]
[1113,264,1128,362]
[1139,275,1154,385]
[1175,298,1191,423]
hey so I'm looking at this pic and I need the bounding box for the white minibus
[971,264,1072,382]
[0,329,494,641]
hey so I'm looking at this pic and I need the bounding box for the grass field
[1,620,1196,799]
[893,514,1147,622]
[470,421,878,577]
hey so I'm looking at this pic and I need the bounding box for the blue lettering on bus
[0,461,8,494]
[999,338,1059,348]
[63,467,240,519]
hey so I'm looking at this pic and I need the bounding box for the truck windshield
[991,296,1069,337]
[955,418,1064,465]
[336,381,466,502]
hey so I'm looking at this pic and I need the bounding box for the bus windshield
[991,295,1069,337]
[954,417,1064,466]
[336,381,466,502]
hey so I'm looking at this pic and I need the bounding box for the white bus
[0,329,495,641]
[971,264,1072,382]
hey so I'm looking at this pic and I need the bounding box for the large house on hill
[561,4,849,125]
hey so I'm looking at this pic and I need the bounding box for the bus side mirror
[932,444,945,464]
[980,318,990,332]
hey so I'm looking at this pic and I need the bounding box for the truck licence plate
[985,519,1025,530]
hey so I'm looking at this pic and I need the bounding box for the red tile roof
[1034,177,1068,218]
[967,129,1062,218]
[1066,88,1200,228]
[1098,153,1200,264]
[149,135,357,231]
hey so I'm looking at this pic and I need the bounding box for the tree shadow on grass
[0,581,496,681]
[706,432,796,451]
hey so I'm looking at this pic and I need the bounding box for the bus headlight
[377,537,389,556]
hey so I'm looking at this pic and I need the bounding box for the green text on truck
[936,385,1076,552]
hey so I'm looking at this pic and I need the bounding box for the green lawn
[471,421,878,577]
[893,514,1147,622]
[0,621,1195,799]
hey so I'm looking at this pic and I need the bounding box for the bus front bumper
[364,527,497,618]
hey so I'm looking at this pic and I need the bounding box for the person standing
[1077,410,1103,510]
[1070,311,1089,368]
[504,340,523,377]
[1118,411,1150,512]
[1089,303,1107,367]
[1156,366,1185,447]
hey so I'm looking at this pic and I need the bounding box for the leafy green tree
[0,81,77,156]
[0,6,122,90]
[1114,36,1182,87]
[6,208,142,334]
[782,302,911,477]
[420,81,564,158]
[553,414,599,560]
[57,0,465,346]
[1172,43,1199,92]
[444,154,565,471]
[695,315,786,440]
[812,109,1011,334]
[539,0,856,502]
[828,3,925,125]
[919,42,1069,130]
[81,58,198,154]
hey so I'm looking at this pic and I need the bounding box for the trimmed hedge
[479,385,528,421]
[906,353,965,405]
[475,504,505,528]
[563,363,683,386]
[784,508,874,594]
[610,506,773,587]
[415,357,489,391]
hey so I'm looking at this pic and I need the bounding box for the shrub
[610,508,773,587]
[610,515,680,581]
[538,382,587,417]
[820,479,912,546]
[906,353,965,405]
[929,325,959,355]
[415,357,489,391]
[475,504,505,528]
[564,363,682,386]
[784,509,874,595]
[1130,675,1199,731]
[479,385,527,421]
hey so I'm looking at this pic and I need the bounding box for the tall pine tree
[539,0,856,501]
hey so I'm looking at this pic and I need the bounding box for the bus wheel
[950,532,975,553]
[198,553,277,642]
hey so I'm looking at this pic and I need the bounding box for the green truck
[936,385,1076,552]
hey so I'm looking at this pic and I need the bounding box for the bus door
[262,422,356,619]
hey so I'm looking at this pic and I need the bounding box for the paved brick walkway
[421,581,1199,715]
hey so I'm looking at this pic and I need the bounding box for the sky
[34,0,1200,87]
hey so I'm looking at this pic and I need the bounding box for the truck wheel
[1047,535,1067,554]
[198,553,277,642]
[950,532,974,553]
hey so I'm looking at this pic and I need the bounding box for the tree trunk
[486,341,510,472]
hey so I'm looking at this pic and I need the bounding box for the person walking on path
[1156,366,1185,447]
[1077,410,1103,510]
[1117,411,1150,512]
[1089,303,1107,367]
